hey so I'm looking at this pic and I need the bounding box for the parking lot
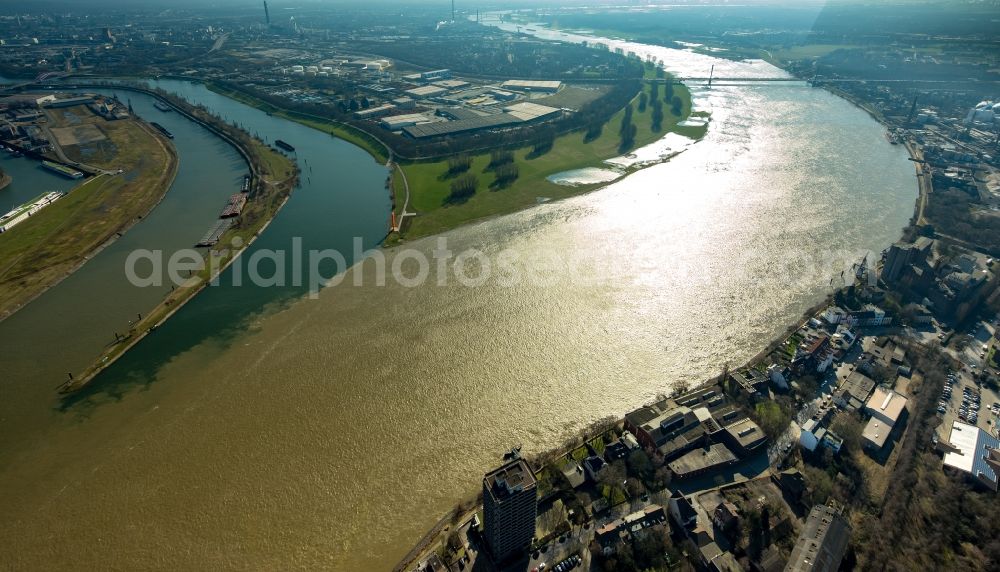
[937,367,1000,439]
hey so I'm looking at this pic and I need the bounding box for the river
[0,31,915,572]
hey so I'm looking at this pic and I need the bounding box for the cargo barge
[150,121,174,139]
[196,219,234,247]
[219,193,248,218]
[275,139,295,152]
[40,160,84,179]
[153,101,173,113]
[241,174,251,193]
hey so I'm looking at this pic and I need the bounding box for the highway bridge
[651,76,1000,86]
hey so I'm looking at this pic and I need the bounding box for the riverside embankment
[0,40,917,572]
[56,82,297,394]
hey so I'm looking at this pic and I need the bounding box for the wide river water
[0,30,916,571]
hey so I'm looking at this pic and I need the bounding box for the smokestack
[263,0,270,25]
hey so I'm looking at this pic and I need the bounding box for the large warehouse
[501,80,562,93]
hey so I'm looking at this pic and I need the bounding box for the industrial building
[502,101,562,122]
[501,79,562,93]
[391,96,415,110]
[404,85,449,99]
[43,95,95,109]
[380,113,430,131]
[942,421,1000,491]
[353,104,395,119]
[402,113,516,138]
[432,79,470,90]
[420,69,451,81]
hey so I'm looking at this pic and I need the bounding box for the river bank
[393,28,928,571]
[0,28,921,570]
[195,74,704,244]
[58,83,297,394]
[0,114,179,324]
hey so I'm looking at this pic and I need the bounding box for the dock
[196,218,233,247]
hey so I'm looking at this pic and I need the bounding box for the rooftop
[501,79,563,91]
[502,101,562,121]
[836,371,876,410]
[668,443,737,478]
[786,505,850,572]
[484,458,536,501]
[943,421,1000,490]
[865,387,908,425]
[862,417,891,449]
[724,418,767,449]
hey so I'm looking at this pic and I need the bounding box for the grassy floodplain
[205,77,706,244]
[393,80,706,240]
[0,109,178,321]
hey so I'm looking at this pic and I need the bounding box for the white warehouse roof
[943,421,999,490]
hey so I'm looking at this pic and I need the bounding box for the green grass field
[395,79,706,240]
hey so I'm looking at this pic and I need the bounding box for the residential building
[784,505,850,572]
[730,369,768,399]
[668,490,697,530]
[846,305,892,328]
[482,456,537,563]
[799,418,843,455]
[713,501,740,533]
[582,455,606,482]
[834,371,876,411]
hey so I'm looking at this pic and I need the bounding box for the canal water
[0,151,79,209]
[0,36,915,572]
